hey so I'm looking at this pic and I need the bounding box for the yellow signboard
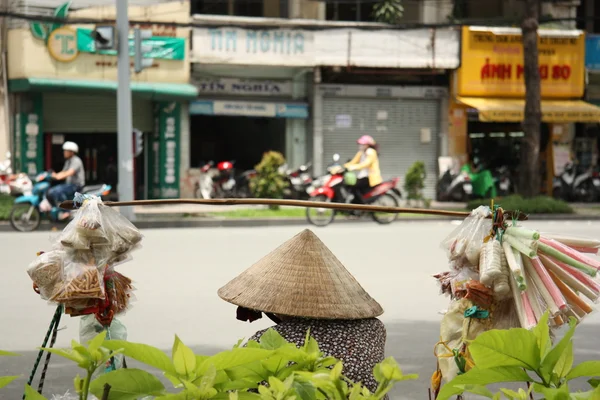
[47,27,78,62]
[456,26,585,98]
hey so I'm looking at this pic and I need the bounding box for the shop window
[324,0,419,22]
[192,0,264,17]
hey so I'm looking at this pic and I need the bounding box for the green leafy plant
[14,328,415,399]
[372,0,404,24]
[438,312,600,399]
[0,350,20,389]
[467,195,573,215]
[250,151,289,210]
[404,161,428,206]
[29,1,71,42]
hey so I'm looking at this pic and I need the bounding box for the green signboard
[77,28,185,61]
[149,102,181,199]
[14,95,44,176]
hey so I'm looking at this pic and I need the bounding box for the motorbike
[553,162,599,202]
[493,166,514,197]
[209,161,257,199]
[437,168,473,202]
[282,162,313,200]
[305,154,401,227]
[10,171,112,232]
[195,161,216,199]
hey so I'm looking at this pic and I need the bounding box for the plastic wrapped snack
[106,271,135,315]
[27,250,66,300]
[99,203,143,255]
[50,262,105,303]
[441,206,492,265]
[59,221,92,250]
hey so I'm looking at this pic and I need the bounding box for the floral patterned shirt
[248,318,387,394]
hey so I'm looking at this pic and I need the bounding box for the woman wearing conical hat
[218,229,386,394]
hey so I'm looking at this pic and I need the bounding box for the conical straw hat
[218,229,383,320]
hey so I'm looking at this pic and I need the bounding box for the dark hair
[369,144,380,153]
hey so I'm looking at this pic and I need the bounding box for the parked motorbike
[0,152,12,195]
[437,168,473,202]
[493,166,514,197]
[283,162,313,200]
[8,173,33,197]
[553,162,598,202]
[195,161,215,199]
[207,160,257,199]
[305,154,401,227]
[9,171,112,232]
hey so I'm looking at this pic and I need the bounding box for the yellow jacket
[344,149,383,187]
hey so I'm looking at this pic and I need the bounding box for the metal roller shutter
[43,93,153,133]
[322,97,440,199]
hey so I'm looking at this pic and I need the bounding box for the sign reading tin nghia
[29,2,79,62]
[14,95,44,176]
[457,26,585,98]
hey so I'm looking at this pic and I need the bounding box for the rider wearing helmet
[48,141,86,217]
[344,135,383,202]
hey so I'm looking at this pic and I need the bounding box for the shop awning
[8,78,199,101]
[457,97,600,123]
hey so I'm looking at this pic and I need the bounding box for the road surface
[2,221,600,399]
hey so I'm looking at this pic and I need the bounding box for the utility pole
[520,0,542,197]
[116,0,135,220]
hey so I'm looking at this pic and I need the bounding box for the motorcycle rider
[47,141,85,219]
[343,135,383,203]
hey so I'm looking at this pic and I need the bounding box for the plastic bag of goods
[441,206,492,266]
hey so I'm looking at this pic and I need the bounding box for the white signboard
[213,101,277,117]
[193,28,315,66]
[196,78,293,97]
[191,25,459,69]
[335,114,352,128]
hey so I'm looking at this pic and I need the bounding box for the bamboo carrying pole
[59,198,478,218]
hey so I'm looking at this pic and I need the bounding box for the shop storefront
[191,19,460,195]
[314,84,447,200]
[449,26,600,194]
[191,26,312,172]
[585,34,600,171]
[7,1,197,199]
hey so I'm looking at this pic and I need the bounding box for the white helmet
[62,141,79,153]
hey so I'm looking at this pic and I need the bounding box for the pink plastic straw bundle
[570,246,599,255]
[530,257,568,311]
[550,257,600,295]
[521,292,537,329]
[539,238,600,271]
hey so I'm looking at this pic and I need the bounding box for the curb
[2,213,600,231]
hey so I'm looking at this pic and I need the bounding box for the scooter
[493,166,514,197]
[553,162,598,202]
[305,154,401,227]
[195,161,215,199]
[10,171,112,232]
[283,162,313,200]
[437,168,473,202]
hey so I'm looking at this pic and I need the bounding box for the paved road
[2,222,600,399]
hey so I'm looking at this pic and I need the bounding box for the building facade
[6,1,197,199]
[449,26,600,195]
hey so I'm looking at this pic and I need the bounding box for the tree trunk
[520,0,542,198]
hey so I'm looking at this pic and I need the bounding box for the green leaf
[50,1,71,33]
[172,335,196,379]
[292,380,317,400]
[437,367,533,400]
[567,361,600,381]
[259,329,288,350]
[541,317,577,381]
[468,328,541,370]
[155,393,189,400]
[24,384,47,400]
[589,378,600,388]
[0,350,19,356]
[532,382,570,400]
[89,368,165,400]
[29,23,48,41]
[197,348,274,374]
[87,331,107,354]
[0,376,19,389]
[553,341,574,380]
[454,384,495,398]
[103,340,176,375]
[532,311,551,359]
[39,348,87,367]
[199,364,217,391]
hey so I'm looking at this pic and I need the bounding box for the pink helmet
[357,135,376,146]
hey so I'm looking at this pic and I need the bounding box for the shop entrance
[190,115,286,171]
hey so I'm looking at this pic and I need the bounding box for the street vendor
[218,229,387,394]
